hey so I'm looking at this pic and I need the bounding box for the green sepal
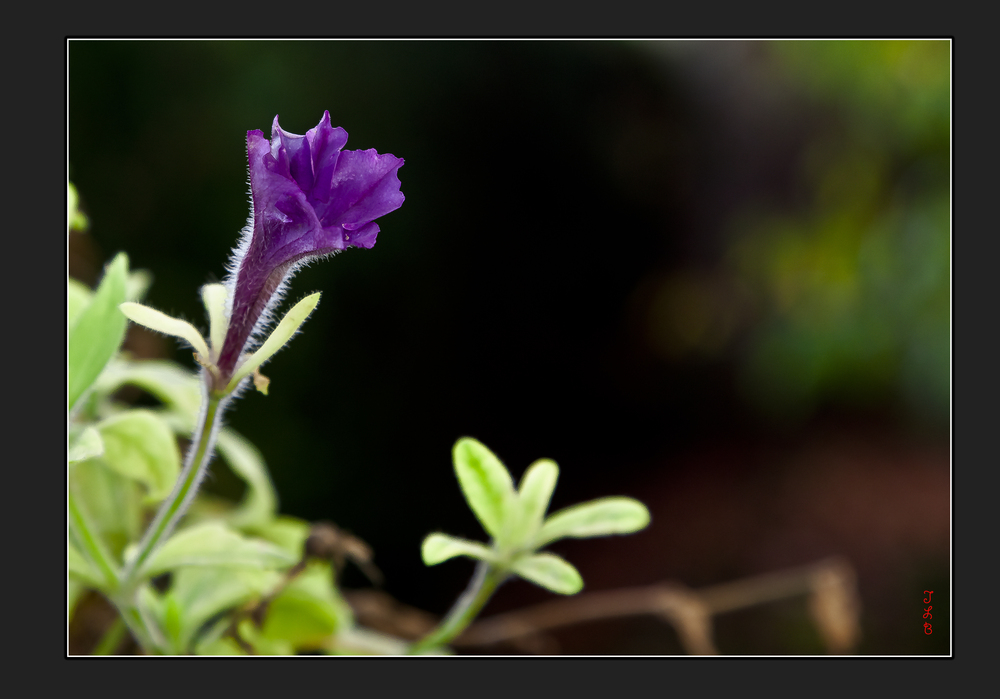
[68,252,129,412]
[139,521,297,579]
[201,283,228,357]
[452,437,516,542]
[227,292,321,392]
[533,496,651,549]
[119,301,211,360]
[95,409,181,504]
[421,533,496,566]
[509,552,583,595]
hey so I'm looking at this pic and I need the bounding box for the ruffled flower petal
[217,111,403,383]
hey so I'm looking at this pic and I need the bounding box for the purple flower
[216,111,404,385]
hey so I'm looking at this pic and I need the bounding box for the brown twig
[450,556,860,654]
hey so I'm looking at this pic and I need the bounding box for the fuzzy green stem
[119,390,225,594]
[409,561,507,654]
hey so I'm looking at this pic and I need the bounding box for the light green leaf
[69,458,143,561]
[509,552,583,595]
[245,516,311,558]
[162,565,281,653]
[227,292,321,391]
[141,521,296,579]
[421,533,496,566]
[507,459,559,550]
[68,542,104,588]
[534,497,651,549]
[94,359,203,426]
[68,277,93,331]
[257,561,352,650]
[452,437,515,541]
[216,428,278,528]
[119,301,211,360]
[68,252,129,412]
[96,410,181,503]
[68,426,104,464]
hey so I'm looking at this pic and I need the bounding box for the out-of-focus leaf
[140,521,296,579]
[68,542,103,588]
[534,497,650,549]
[96,410,180,503]
[68,426,104,464]
[68,277,93,331]
[159,565,281,654]
[257,561,352,650]
[421,533,495,566]
[94,359,202,426]
[68,252,129,412]
[68,181,89,233]
[69,458,143,562]
[452,437,515,541]
[245,516,311,559]
[216,428,278,529]
[509,553,583,595]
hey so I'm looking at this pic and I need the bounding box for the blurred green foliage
[729,41,949,423]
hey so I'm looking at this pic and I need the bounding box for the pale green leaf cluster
[421,437,650,596]
[67,237,353,655]
[68,179,654,655]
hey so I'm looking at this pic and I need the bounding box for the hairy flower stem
[119,389,226,596]
[408,561,508,654]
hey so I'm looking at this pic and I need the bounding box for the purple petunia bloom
[216,111,404,387]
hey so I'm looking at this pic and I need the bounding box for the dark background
[68,40,950,654]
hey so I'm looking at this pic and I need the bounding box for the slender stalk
[68,492,119,592]
[408,561,507,654]
[68,487,160,651]
[119,388,226,593]
[119,601,161,653]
